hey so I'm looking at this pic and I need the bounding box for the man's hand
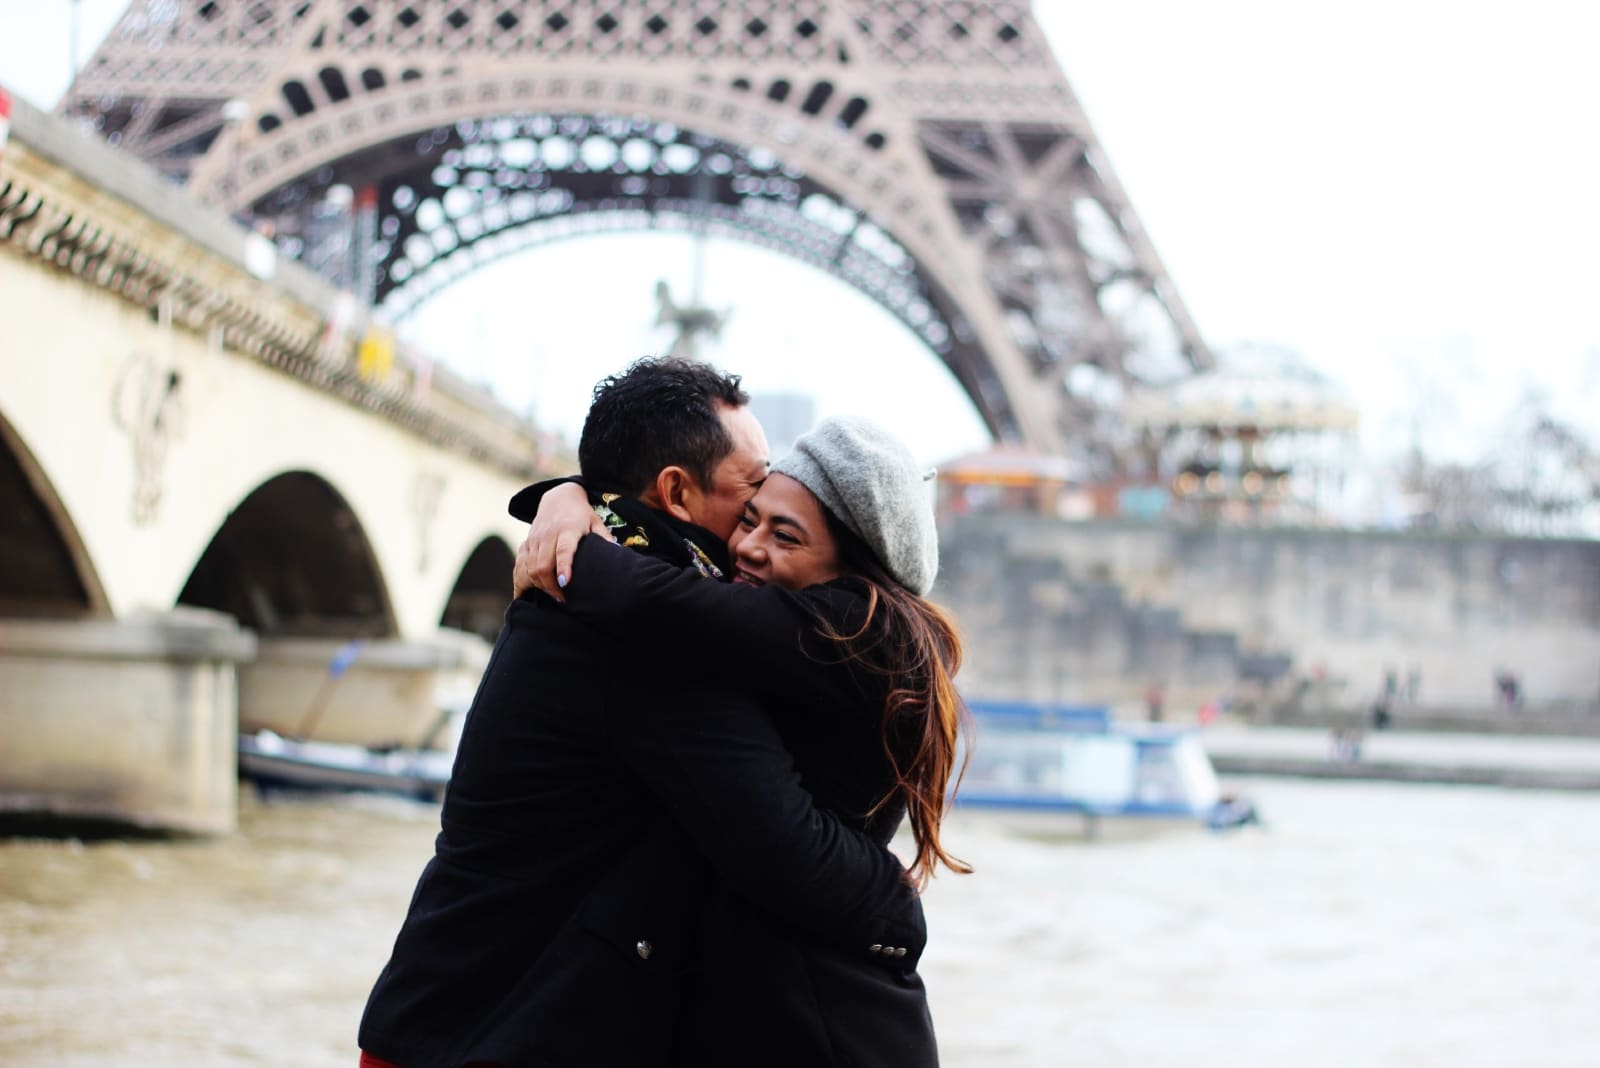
[513,482,613,602]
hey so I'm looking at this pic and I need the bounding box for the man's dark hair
[578,356,751,495]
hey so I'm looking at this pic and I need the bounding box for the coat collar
[588,489,731,580]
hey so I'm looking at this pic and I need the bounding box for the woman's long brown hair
[816,512,973,891]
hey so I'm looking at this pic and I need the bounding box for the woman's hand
[513,482,613,602]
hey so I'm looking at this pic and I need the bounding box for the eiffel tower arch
[61,1,1212,459]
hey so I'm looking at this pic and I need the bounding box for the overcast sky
[3,0,1597,476]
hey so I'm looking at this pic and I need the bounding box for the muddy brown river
[3,779,1597,1067]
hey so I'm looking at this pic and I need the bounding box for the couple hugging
[360,356,970,1068]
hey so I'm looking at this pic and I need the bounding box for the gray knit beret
[772,415,939,595]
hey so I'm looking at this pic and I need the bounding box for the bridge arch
[178,470,397,638]
[201,70,1045,444]
[440,534,515,643]
[0,409,109,619]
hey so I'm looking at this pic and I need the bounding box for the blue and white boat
[953,700,1258,836]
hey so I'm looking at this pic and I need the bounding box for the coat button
[636,940,653,960]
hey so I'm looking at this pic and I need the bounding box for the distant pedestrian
[1145,681,1166,723]
[1495,670,1522,711]
[1330,713,1364,763]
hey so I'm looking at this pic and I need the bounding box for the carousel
[1118,343,1359,524]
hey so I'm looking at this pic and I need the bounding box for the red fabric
[360,1053,504,1068]
[360,1054,405,1068]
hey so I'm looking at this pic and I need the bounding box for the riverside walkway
[1202,725,1600,790]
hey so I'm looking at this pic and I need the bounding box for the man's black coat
[358,503,924,1068]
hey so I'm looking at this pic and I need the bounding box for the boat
[236,642,469,801]
[237,693,465,802]
[237,729,455,801]
[953,700,1259,836]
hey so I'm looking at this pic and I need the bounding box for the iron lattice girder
[268,116,954,348]
[60,0,1213,457]
[917,118,1208,382]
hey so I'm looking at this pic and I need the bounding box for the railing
[0,89,565,481]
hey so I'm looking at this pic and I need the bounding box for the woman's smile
[727,473,844,592]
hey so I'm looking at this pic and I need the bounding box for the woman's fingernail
[557,573,568,588]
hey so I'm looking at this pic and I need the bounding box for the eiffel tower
[60,0,1211,459]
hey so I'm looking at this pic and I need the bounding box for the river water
[3,778,1597,1067]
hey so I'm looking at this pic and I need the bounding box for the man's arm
[604,680,926,968]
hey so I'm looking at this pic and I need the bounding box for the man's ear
[652,465,698,523]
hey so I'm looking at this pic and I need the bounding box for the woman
[530,414,970,1066]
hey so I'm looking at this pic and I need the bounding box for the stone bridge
[1,95,567,832]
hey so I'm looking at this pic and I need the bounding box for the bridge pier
[0,610,256,834]
[237,634,490,749]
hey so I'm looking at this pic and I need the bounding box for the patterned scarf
[588,490,730,581]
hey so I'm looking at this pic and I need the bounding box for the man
[359,358,923,1068]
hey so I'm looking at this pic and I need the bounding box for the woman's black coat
[564,536,943,1068]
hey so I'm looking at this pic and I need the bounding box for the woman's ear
[652,465,697,523]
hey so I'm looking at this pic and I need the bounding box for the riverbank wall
[1200,725,1600,791]
[935,515,1600,727]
